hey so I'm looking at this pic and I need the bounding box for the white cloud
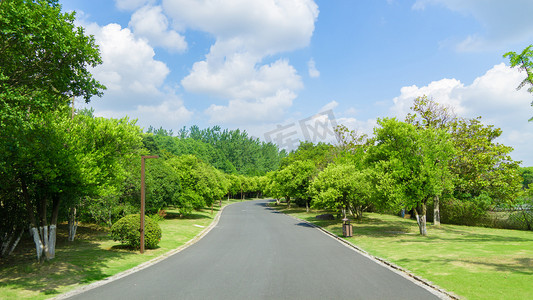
[81,22,192,128]
[308,58,320,78]
[162,0,318,55]
[85,23,169,106]
[115,0,155,11]
[413,0,533,51]
[391,77,466,119]
[129,5,187,52]
[182,55,302,100]
[205,89,297,125]
[390,63,533,165]
[161,0,318,125]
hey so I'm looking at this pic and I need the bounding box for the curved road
[66,200,444,300]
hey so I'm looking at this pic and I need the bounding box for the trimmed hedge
[110,214,162,249]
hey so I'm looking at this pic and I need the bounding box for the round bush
[110,214,162,249]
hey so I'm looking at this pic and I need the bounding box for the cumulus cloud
[308,58,320,78]
[115,0,155,11]
[83,23,170,108]
[413,0,533,51]
[205,89,297,125]
[129,5,187,52]
[390,63,533,165]
[161,0,319,124]
[81,22,192,127]
[162,0,318,55]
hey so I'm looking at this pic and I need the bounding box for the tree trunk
[414,203,428,236]
[1,228,23,257]
[433,195,441,226]
[68,206,78,242]
[287,196,291,209]
[306,200,309,213]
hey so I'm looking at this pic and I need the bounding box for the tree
[367,118,455,235]
[520,167,533,189]
[0,0,105,104]
[0,0,105,260]
[405,95,457,225]
[72,113,144,230]
[450,118,522,207]
[311,164,373,220]
[504,45,533,121]
[279,160,316,211]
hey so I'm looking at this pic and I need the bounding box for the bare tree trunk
[1,228,23,257]
[306,200,309,213]
[433,195,441,226]
[414,203,428,236]
[68,206,78,242]
[8,229,23,256]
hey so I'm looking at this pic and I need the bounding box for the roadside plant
[110,214,162,249]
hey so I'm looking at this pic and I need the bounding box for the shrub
[440,196,491,226]
[110,214,162,249]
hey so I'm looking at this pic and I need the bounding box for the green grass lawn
[273,203,533,300]
[0,199,244,300]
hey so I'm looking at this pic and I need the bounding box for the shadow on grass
[0,224,135,296]
[165,211,212,220]
[395,256,533,275]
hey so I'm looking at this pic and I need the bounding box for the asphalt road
[66,199,444,300]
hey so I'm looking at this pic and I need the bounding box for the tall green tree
[406,95,457,225]
[504,45,533,121]
[367,118,455,235]
[0,0,105,260]
[450,117,522,206]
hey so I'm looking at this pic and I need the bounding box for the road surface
[66,199,444,300]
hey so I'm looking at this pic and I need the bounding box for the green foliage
[440,196,491,226]
[450,117,522,206]
[281,141,334,170]
[367,118,455,234]
[520,167,533,189]
[0,0,105,104]
[110,214,162,249]
[311,164,373,219]
[0,0,106,260]
[147,126,285,176]
[504,45,533,121]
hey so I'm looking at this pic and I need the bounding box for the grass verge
[272,203,533,300]
[0,199,245,300]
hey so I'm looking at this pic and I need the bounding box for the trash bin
[342,218,353,237]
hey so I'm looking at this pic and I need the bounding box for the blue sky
[62,0,533,166]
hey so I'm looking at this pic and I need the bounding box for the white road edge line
[53,203,234,300]
[269,205,460,300]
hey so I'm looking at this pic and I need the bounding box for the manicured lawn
[273,204,533,300]
[0,199,243,300]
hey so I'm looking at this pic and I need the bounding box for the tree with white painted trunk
[0,0,104,260]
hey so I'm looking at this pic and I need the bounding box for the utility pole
[140,155,158,254]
